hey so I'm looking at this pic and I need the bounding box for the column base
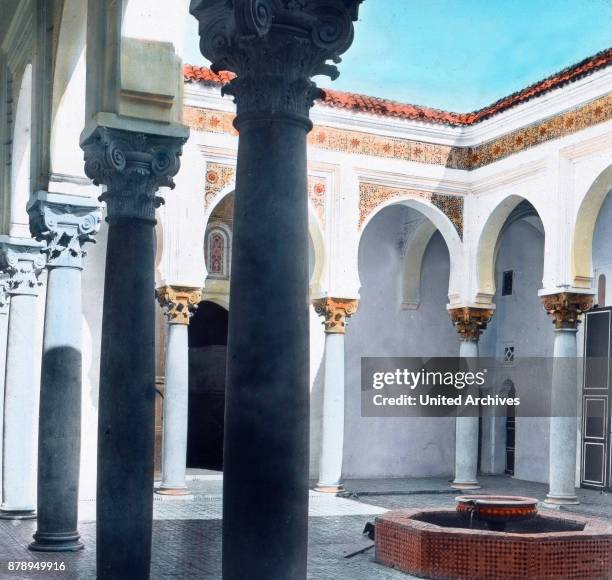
[29,531,84,552]
[155,485,191,497]
[0,509,36,520]
[314,483,344,494]
[450,481,481,490]
[544,493,579,506]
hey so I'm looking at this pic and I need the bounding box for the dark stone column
[190,3,362,578]
[81,127,185,579]
[27,192,102,552]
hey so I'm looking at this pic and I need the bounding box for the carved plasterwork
[541,292,593,330]
[184,92,612,170]
[307,176,327,227]
[448,307,494,341]
[28,194,102,269]
[205,163,236,208]
[204,163,326,227]
[156,285,202,325]
[82,127,186,222]
[312,297,359,334]
[359,182,464,238]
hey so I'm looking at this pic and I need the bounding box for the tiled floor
[1,475,611,579]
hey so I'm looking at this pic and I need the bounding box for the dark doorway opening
[187,301,228,471]
[505,381,516,476]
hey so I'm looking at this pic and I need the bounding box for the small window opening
[501,270,514,296]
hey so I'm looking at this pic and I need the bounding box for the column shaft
[97,220,155,578]
[316,332,346,491]
[30,266,83,550]
[188,6,361,578]
[223,116,310,580]
[27,191,100,551]
[0,295,9,501]
[541,291,592,505]
[1,292,39,517]
[546,328,579,504]
[158,322,189,494]
[452,339,481,490]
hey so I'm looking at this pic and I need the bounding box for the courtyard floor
[1,473,612,579]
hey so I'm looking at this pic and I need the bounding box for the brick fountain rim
[375,508,612,579]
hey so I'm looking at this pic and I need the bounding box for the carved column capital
[0,237,46,297]
[81,127,186,223]
[312,297,359,334]
[27,192,102,269]
[156,285,202,325]
[0,278,9,315]
[190,0,362,120]
[448,307,494,341]
[541,292,593,330]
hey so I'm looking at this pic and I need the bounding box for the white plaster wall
[343,206,457,478]
[479,218,552,483]
[10,64,32,238]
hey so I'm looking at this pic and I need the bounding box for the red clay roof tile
[183,48,612,127]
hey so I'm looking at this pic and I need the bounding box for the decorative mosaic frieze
[185,108,238,137]
[469,95,612,167]
[308,126,471,169]
[359,183,464,238]
[204,162,236,209]
[185,93,612,171]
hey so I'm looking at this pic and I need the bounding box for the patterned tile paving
[1,476,611,580]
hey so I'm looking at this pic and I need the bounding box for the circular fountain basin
[375,508,612,579]
[455,494,538,531]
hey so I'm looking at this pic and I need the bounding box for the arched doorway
[187,301,228,470]
[478,198,548,480]
[344,202,459,478]
[504,381,516,475]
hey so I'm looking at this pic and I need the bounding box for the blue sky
[183,0,612,112]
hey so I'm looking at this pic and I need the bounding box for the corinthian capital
[0,237,46,297]
[27,192,102,269]
[81,127,186,222]
[541,292,593,330]
[0,278,9,315]
[190,0,363,119]
[313,297,359,334]
[156,285,202,325]
[448,307,494,341]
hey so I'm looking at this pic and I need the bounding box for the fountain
[375,495,612,579]
[455,494,538,531]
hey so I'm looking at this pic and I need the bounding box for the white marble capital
[0,236,46,297]
[0,278,9,315]
[27,191,102,270]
